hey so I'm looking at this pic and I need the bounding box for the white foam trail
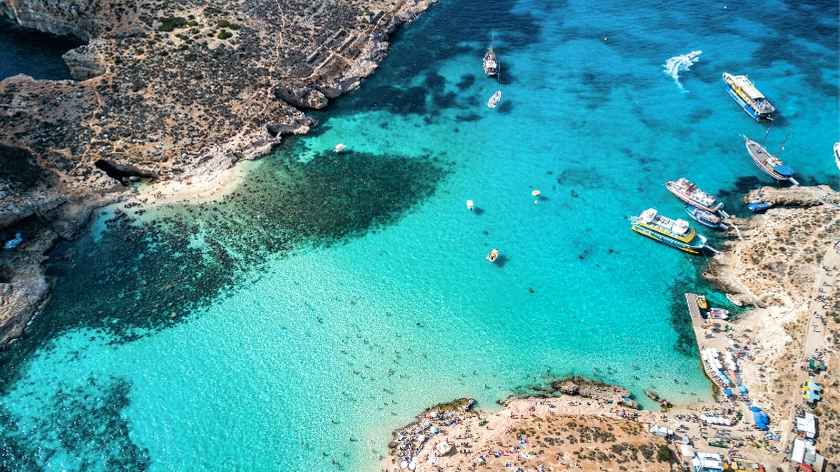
[663,50,702,91]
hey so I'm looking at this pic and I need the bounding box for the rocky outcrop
[704,185,840,307]
[0,0,436,347]
[61,38,109,80]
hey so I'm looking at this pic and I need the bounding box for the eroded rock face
[0,0,435,346]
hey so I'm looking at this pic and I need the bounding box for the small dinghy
[834,142,840,172]
[487,90,502,109]
[466,199,475,211]
[685,205,727,230]
[3,232,23,251]
[486,248,499,263]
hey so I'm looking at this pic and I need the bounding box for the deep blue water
[0,23,80,80]
[0,0,837,471]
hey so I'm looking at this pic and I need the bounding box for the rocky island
[381,185,840,471]
[0,0,434,346]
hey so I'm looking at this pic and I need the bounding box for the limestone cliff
[0,0,434,346]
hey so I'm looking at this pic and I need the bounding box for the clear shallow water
[1,0,838,470]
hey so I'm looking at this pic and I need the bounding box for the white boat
[483,48,498,76]
[834,142,840,172]
[487,90,501,109]
[486,248,499,263]
[709,308,729,320]
[466,199,475,211]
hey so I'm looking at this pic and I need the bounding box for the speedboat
[487,90,501,109]
[483,48,498,76]
[744,136,797,184]
[630,208,709,255]
[723,73,776,121]
[486,248,499,263]
[666,178,723,213]
[685,205,727,230]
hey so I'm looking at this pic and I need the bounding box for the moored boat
[630,208,709,255]
[685,205,727,230]
[747,200,771,213]
[723,73,776,121]
[486,248,499,263]
[487,90,501,109]
[744,136,797,184]
[834,142,840,172]
[483,48,498,76]
[709,307,729,320]
[666,178,723,213]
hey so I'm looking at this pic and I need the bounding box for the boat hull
[834,143,840,172]
[631,224,706,255]
[745,138,794,182]
[685,207,725,230]
[666,184,722,213]
[724,82,773,122]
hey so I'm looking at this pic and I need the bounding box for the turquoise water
[1,0,838,470]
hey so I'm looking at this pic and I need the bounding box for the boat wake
[663,50,702,91]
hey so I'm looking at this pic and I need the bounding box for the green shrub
[217,19,241,30]
[656,445,673,462]
[158,17,187,32]
[217,29,233,40]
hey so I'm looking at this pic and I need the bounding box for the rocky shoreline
[0,0,435,347]
[380,185,840,471]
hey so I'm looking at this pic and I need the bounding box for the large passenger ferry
[631,208,708,255]
[723,73,776,121]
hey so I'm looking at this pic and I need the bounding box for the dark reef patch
[456,73,476,91]
[0,144,449,390]
[555,166,605,189]
[326,0,542,120]
[666,277,704,357]
[455,112,482,122]
[0,376,149,471]
[496,100,513,114]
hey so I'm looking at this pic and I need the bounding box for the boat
[3,232,23,251]
[666,178,722,214]
[709,307,729,320]
[697,295,709,311]
[630,208,708,255]
[747,200,771,213]
[483,48,498,76]
[744,136,797,184]
[834,142,840,171]
[486,248,499,263]
[466,199,475,211]
[487,90,501,109]
[685,205,727,230]
[722,73,776,121]
[666,178,723,213]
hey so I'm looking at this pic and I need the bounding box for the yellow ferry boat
[630,208,708,255]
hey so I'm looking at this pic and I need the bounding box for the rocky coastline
[0,0,435,347]
[380,185,840,471]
